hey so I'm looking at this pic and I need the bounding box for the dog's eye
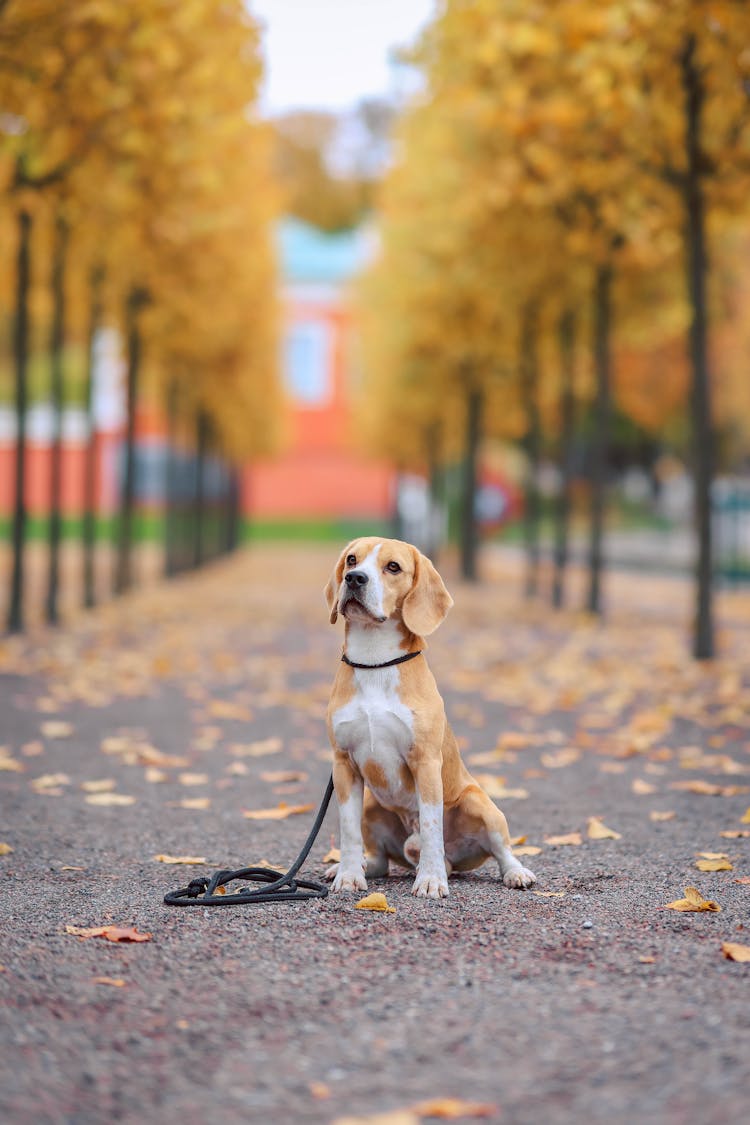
[385,561,401,574]
[346,554,357,567]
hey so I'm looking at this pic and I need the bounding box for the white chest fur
[332,665,416,808]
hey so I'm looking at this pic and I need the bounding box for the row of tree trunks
[552,308,577,609]
[520,301,542,599]
[7,209,32,634]
[82,265,105,609]
[45,212,70,626]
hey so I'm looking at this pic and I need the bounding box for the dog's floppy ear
[324,541,355,625]
[401,548,453,637]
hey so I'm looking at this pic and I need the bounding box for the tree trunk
[114,288,145,595]
[681,33,715,660]
[552,308,577,608]
[586,263,613,615]
[82,264,104,609]
[425,420,443,561]
[459,384,482,582]
[45,213,69,626]
[192,410,209,569]
[7,209,32,634]
[520,301,541,599]
[164,378,179,577]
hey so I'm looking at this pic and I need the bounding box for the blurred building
[245,218,394,532]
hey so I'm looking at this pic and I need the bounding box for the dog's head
[324,537,453,637]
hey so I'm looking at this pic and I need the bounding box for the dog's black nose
[345,570,368,589]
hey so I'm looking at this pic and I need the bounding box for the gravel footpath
[1,546,749,1125]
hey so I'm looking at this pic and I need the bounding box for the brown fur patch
[363,760,388,791]
[399,761,415,791]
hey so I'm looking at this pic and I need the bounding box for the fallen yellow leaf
[513,845,542,856]
[0,752,24,772]
[541,748,580,769]
[639,956,656,964]
[242,803,313,820]
[632,779,656,795]
[175,797,211,810]
[544,832,582,847]
[260,770,308,784]
[664,887,721,912]
[178,772,209,786]
[697,852,729,859]
[0,843,13,856]
[230,738,282,758]
[650,810,676,821]
[354,892,395,913]
[323,847,341,863]
[84,792,136,807]
[532,890,565,898]
[81,779,115,793]
[93,977,126,987]
[587,817,621,840]
[695,858,733,872]
[65,924,151,942]
[671,780,749,797]
[410,1098,498,1119]
[31,772,70,792]
[41,721,73,739]
[721,941,750,963]
[720,830,750,838]
[741,807,750,824]
[153,855,207,865]
[207,699,252,721]
[309,1081,330,1100]
[509,835,526,846]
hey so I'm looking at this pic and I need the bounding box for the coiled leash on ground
[164,775,334,907]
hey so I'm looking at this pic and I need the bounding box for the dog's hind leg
[455,785,536,889]
[362,792,408,878]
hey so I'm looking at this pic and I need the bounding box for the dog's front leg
[412,757,449,899]
[329,751,367,893]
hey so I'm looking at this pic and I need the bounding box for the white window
[284,320,331,406]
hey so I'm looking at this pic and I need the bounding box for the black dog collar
[342,651,422,670]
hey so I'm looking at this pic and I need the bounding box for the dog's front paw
[503,863,536,890]
[330,865,367,893]
[412,864,449,899]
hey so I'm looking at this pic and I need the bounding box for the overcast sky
[251,0,436,113]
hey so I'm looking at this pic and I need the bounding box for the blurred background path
[2,545,749,1124]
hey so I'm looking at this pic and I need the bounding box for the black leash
[164,774,334,907]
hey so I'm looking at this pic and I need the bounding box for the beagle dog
[324,537,536,900]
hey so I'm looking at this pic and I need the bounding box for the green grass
[0,512,165,543]
[243,518,393,543]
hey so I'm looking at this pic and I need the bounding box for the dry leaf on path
[532,891,565,898]
[741,807,750,824]
[260,770,308,784]
[0,751,24,772]
[734,876,750,885]
[81,779,115,793]
[230,738,282,758]
[632,779,656,795]
[0,842,13,856]
[410,1097,498,1119]
[174,797,211,810]
[153,854,207,865]
[31,773,70,792]
[587,817,621,840]
[243,803,313,820]
[695,858,733,871]
[513,845,542,856]
[541,748,580,769]
[721,941,750,963]
[85,792,135,807]
[40,721,73,739]
[671,780,749,797]
[94,977,126,987]
[323,847,341,863]
[663,887,721,912]
[544,832,582,847]
[65,925,152,942]
[354,892,395,913]
[207,699,252,721]
[720,830,750,838]
[178,773,209,786]
[650,811,676,822]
